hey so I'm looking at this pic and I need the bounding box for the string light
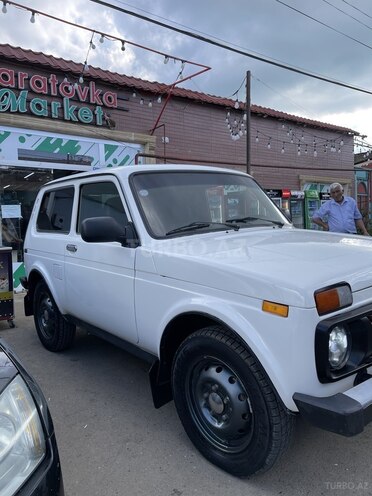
[2,1,7,14]
[234,100,239,110]
[30,11,35,23]
[148,100,153,108]
[79,75,84,84]
[225,107,247,141]
[99,34,104,43]
[132,91,137,98]
[164,56,169,64]
[121,41,126,51]
[90,40,96,50]
[83,61,89,72]
[157,96,162,104]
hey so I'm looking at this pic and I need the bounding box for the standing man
[312,182,369,235]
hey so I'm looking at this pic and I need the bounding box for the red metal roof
[0,43,356,134]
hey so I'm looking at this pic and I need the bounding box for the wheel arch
[25,269,60,316]
[150,311,251,408]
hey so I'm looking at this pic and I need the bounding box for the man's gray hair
[329,182,343,192]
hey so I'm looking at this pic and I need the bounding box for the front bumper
[293,377,372,437]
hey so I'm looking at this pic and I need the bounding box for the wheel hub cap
[208,391,224,415]
[191,362,253,451]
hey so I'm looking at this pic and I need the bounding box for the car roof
[41,164,249,187]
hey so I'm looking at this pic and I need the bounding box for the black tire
[33,280,76,352]
[172,326,294,477]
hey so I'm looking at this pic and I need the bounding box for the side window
[36,187,74,233]
[77,181,128,232]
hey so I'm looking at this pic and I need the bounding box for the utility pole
[246,70,251,175]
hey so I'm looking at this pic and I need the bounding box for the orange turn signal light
[314,284,352,316]
[262,300,289,318]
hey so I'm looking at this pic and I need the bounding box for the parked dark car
[0,339,63,495]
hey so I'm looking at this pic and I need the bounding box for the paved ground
[1,293,372,496]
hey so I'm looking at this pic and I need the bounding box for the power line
[87,0,372,96]
[341,0,372,21]
[320,0,372,31]
[274,0,372,50]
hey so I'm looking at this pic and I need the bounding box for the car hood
[149,228,372,308]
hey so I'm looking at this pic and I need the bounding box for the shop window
[37,187,74,233]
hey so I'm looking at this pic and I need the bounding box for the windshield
[131,170,290,238]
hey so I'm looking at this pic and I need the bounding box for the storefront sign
[0,126,142,169]
[0,68,118,126]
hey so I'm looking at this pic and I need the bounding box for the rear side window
[36,187,74,233]
[77,181,128,232]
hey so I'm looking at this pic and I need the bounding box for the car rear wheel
[172,326,294,477]
[33,280,76,351]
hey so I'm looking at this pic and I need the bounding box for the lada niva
[21,164,372,476]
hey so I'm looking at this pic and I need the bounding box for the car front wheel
[172,326,294,477]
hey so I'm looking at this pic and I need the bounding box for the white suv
[22,164,372,477]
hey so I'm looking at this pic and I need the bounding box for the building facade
[0,44,357,288]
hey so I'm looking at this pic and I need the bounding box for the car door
[64,177,138,344]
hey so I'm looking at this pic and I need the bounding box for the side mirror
[81,217,139,248]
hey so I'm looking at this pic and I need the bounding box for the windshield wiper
[166,221,239,236]
[229,216,284,228]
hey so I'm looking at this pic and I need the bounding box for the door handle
[66,244,77,252]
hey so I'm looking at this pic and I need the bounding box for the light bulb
[267,142,271,149]
[91,41,96,50]
[140,98,144,105]
[148,100,153,108]
[181,61,185,71]
[340,139,344,146]
[79,76,84,84]
[164,56,169,64]
[281,147,285,154]
[2,2,7,14]
[84,62,89,72]
[132,91,136,98]
[121,41,126,51]
[234,100,239,109]
[157,96,162,104]
[30,11,35,23]
[99,34,104,43]
[314,149,317,157]
[243,113,247,121]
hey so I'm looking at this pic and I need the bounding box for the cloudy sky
[1,0,372,149]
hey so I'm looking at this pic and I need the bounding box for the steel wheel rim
[186,357,254,453]
[37,291,56,340]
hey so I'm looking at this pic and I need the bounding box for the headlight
[0,375,46,496]
[315,283,352,315]
[328,325,351,370]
